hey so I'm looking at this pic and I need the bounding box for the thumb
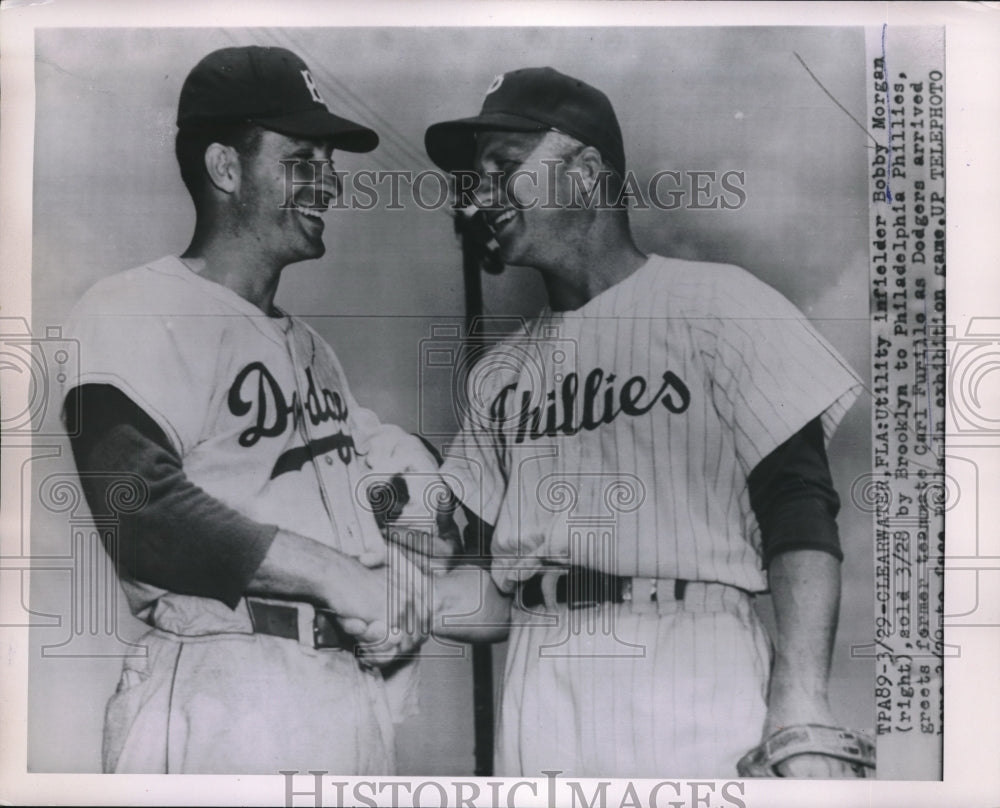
[358,547,387,568]
[337,617,370,638]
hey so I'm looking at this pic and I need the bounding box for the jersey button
[325,456,334,465]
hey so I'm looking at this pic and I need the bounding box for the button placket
[285,323,359,554]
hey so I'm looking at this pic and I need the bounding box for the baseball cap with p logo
[424,66,625,176]
[177,45,379,152]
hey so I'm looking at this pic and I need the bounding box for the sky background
[29,25,873,774]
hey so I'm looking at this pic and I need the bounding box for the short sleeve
[708,274,862,472]
[440,350,512,527]
[442,435,506,527]
[63,278,221,458]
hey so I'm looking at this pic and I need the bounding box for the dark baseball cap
[177,45,379,152]
[424,66,625,176]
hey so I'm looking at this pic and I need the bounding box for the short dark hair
[174,120,264,205]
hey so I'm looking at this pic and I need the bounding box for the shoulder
[461,327,537,406]
[289,315,332,350]
[644,255,803,321]
[470,335,526,382]
[288,315,347,370]
[70,257,213,318]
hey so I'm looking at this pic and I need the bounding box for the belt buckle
[312,613,324,649]
[312,608,347,650]
[626,577,660,614]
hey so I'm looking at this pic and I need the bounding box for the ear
[570,145,607,195]
[203,142,241,194]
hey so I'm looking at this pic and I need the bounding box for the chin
[497,246,534,270]
[495,239,525,268]
[295,241,327,263]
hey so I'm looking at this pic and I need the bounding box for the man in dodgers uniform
[423,68,872,778]
[62,46,436,773]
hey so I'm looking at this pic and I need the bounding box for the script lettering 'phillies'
[490,367,691,444]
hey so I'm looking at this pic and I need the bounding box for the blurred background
[29,26,872,774]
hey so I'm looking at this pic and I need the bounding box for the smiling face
[233,129,340,267]
[471,129,588,269]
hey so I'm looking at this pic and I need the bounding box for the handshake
[338,426,464,669]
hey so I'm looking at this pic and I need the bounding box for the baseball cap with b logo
[177,45,379,152]
[424,66,625,175]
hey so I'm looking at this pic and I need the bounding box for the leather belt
[246,597,355,651]
[520,567,689,610]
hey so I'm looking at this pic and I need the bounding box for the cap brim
[255,107,379,152]
[425,112,550,173]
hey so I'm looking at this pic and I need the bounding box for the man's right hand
[328,550,431,669]
[247,529,430,669]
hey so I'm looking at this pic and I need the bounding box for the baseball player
[61,46,433,774]
[421,68,873,778]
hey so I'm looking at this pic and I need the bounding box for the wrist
[769,660,830,701]
[764,688,835,736]
[321,551,373,614]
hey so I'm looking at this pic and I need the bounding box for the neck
[182,223,284,315]
[539,223,647,312]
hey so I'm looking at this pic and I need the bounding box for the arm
[748,417,856,777]
[374,484,509,642]
[430,502,509,642]
[66,384,424,655]
[764,550,851,776]
[431,564,511,643]
[66,384,276,607]
[247,528,413,636]
[374,443,509,642]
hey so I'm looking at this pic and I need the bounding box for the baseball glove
[736,724,876,778]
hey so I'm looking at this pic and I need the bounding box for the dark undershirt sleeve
[747,416,843,568]
[65,383,278,609]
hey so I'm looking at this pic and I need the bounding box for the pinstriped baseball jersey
[443,254,862,592]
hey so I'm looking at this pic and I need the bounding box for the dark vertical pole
[462,230,484,338]
[458,222,494,777]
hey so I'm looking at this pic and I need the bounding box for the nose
[472,178,492,207]
[471,169,505,211]
[318,159,342,203]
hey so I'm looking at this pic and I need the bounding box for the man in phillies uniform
[423,68,870,778]
[62,46,432,773]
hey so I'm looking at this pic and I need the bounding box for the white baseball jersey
[442,254,862,777]
[444,254,861,592]
[64,255,415,773]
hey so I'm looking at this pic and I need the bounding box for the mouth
[483,207,518,237]
[293,205,326,223]
[291,193,332,230]
[291,187,336,227]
